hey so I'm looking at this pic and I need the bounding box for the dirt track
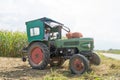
[0,57,52,80]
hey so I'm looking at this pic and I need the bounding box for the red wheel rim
[31,47,43,64]
[73,58,84,71]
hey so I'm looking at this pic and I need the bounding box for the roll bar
[62,26,70,32]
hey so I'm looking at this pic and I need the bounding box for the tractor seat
[66,32,83,39]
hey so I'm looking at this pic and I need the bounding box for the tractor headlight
[87,43,91,48]
[81,43,91,49]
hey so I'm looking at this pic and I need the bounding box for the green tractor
[22,17,100,74]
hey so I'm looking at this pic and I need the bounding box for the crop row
[0,30,28,57]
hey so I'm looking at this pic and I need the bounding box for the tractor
[22,17,100,74]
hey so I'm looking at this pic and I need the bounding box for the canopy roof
[40,17,63,28]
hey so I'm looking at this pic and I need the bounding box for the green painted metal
[26,19,44,43]
[25,17,94,52]
[55,38,94,51]
[25,17,63,43]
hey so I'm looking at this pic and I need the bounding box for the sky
[0,0,120,50]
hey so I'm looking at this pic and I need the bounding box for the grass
[0,30,28,57]
[106,49,120,54]
[44,69,67,80]
[44,53,120,80]
[96,49,120,54]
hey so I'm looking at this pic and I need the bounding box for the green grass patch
[44,69,68,80]
[0,30,28,57]
[107,49,120,54]
[96,49,120,54]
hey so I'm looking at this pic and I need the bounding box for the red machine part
[66,32,83,39]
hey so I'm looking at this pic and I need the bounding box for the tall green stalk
[0,30,28,57]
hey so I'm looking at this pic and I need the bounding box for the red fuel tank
[66,32,83,39]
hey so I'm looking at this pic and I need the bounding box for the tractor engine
[50,45,77,59]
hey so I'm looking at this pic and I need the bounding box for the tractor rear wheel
[28,42,49,69]
[90,53,101,65]
[69,54,89,74]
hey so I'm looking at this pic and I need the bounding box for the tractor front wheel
[28,42,49,69]
[69,54,89,74]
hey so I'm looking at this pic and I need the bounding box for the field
[96,49,120,54]
[0,31,120,80]
[0,54,120,80]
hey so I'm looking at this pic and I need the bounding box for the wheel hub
[31,47,43,64]
[73,58,84,71]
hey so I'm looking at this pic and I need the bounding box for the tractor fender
[25,41,48,53]
[28,41,48,48]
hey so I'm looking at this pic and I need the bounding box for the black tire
[69,54,89,74]
[90,53,101,65]
[28,42,50,69]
